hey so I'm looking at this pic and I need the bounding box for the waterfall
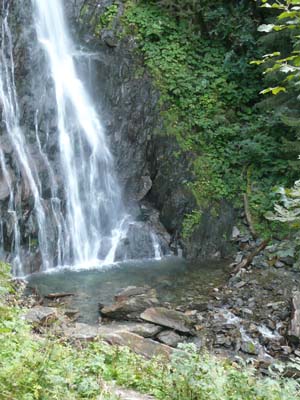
[0,0,167,276]
[0,0,128,275]
[32,0,127,268]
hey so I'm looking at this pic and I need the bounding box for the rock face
[141,307,193,334]
[0,0,237,273]
[71,0,237,262]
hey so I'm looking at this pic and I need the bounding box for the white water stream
[32,0,126,268]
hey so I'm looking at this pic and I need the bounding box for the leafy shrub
[122,0,296,237]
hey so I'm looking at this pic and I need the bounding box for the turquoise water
[26,257,229,324]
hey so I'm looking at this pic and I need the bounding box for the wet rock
[235,281,246,289]
[235,252,243,264]
[63,309,80,320]
[236,298,244,307]
[141,307,193,333]
[232,226,240,240]
[0,177,10,200]
[157,330,185,347]
[104,331,173,359]
[182,200,236,261]
[100,289,159,320]
[294,349,300,357]
[266,319,276,331]
[23,306,58,326]
[280,256,294,266]
[115,286,153,302]
[248,323,258,334]
[189,302,208,312]
[136,175,152,201]
[281,346,292,355]
[101,29,118,47]
[215,334,226,346]
[274,261,285,269]
[267,301,284,311]
[114,221,169,260]
[241,308,253,318]
[241,338,259,355]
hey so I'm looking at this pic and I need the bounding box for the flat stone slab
[103,331,173,360]
[141,307,193,333]
[102,384,156,400]
[62,321,163,342]
[98,322,163,338]
[112,387,156,400]
[23,306,58,326]
[63,323,100,341]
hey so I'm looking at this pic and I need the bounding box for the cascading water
[0,2,51,273]
[0,0,167,276]
[32,0,127,267]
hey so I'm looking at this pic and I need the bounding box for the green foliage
[266,180,300,223]
[252,0,300,238]
[122,0,296,237]
[79,2,119,36]
[253,0,300,95]
[95,4,119,34]
[182,210,202,239]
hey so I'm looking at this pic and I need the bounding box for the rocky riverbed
[22,247,300,374]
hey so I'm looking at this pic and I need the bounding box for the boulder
[157,330,184,347]
[100,290,159,320]
[141,307,193,333]
[103,331,173,359]
[63,323,100,341]
[23,306,58,326]
[115,286,153,302]
[240,338,260,355]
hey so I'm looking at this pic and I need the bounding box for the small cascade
[151,232,162,260]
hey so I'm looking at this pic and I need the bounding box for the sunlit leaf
[258,24,275,32]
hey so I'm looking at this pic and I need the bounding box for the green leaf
[278,11,299,19]
[260,86,287,95]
